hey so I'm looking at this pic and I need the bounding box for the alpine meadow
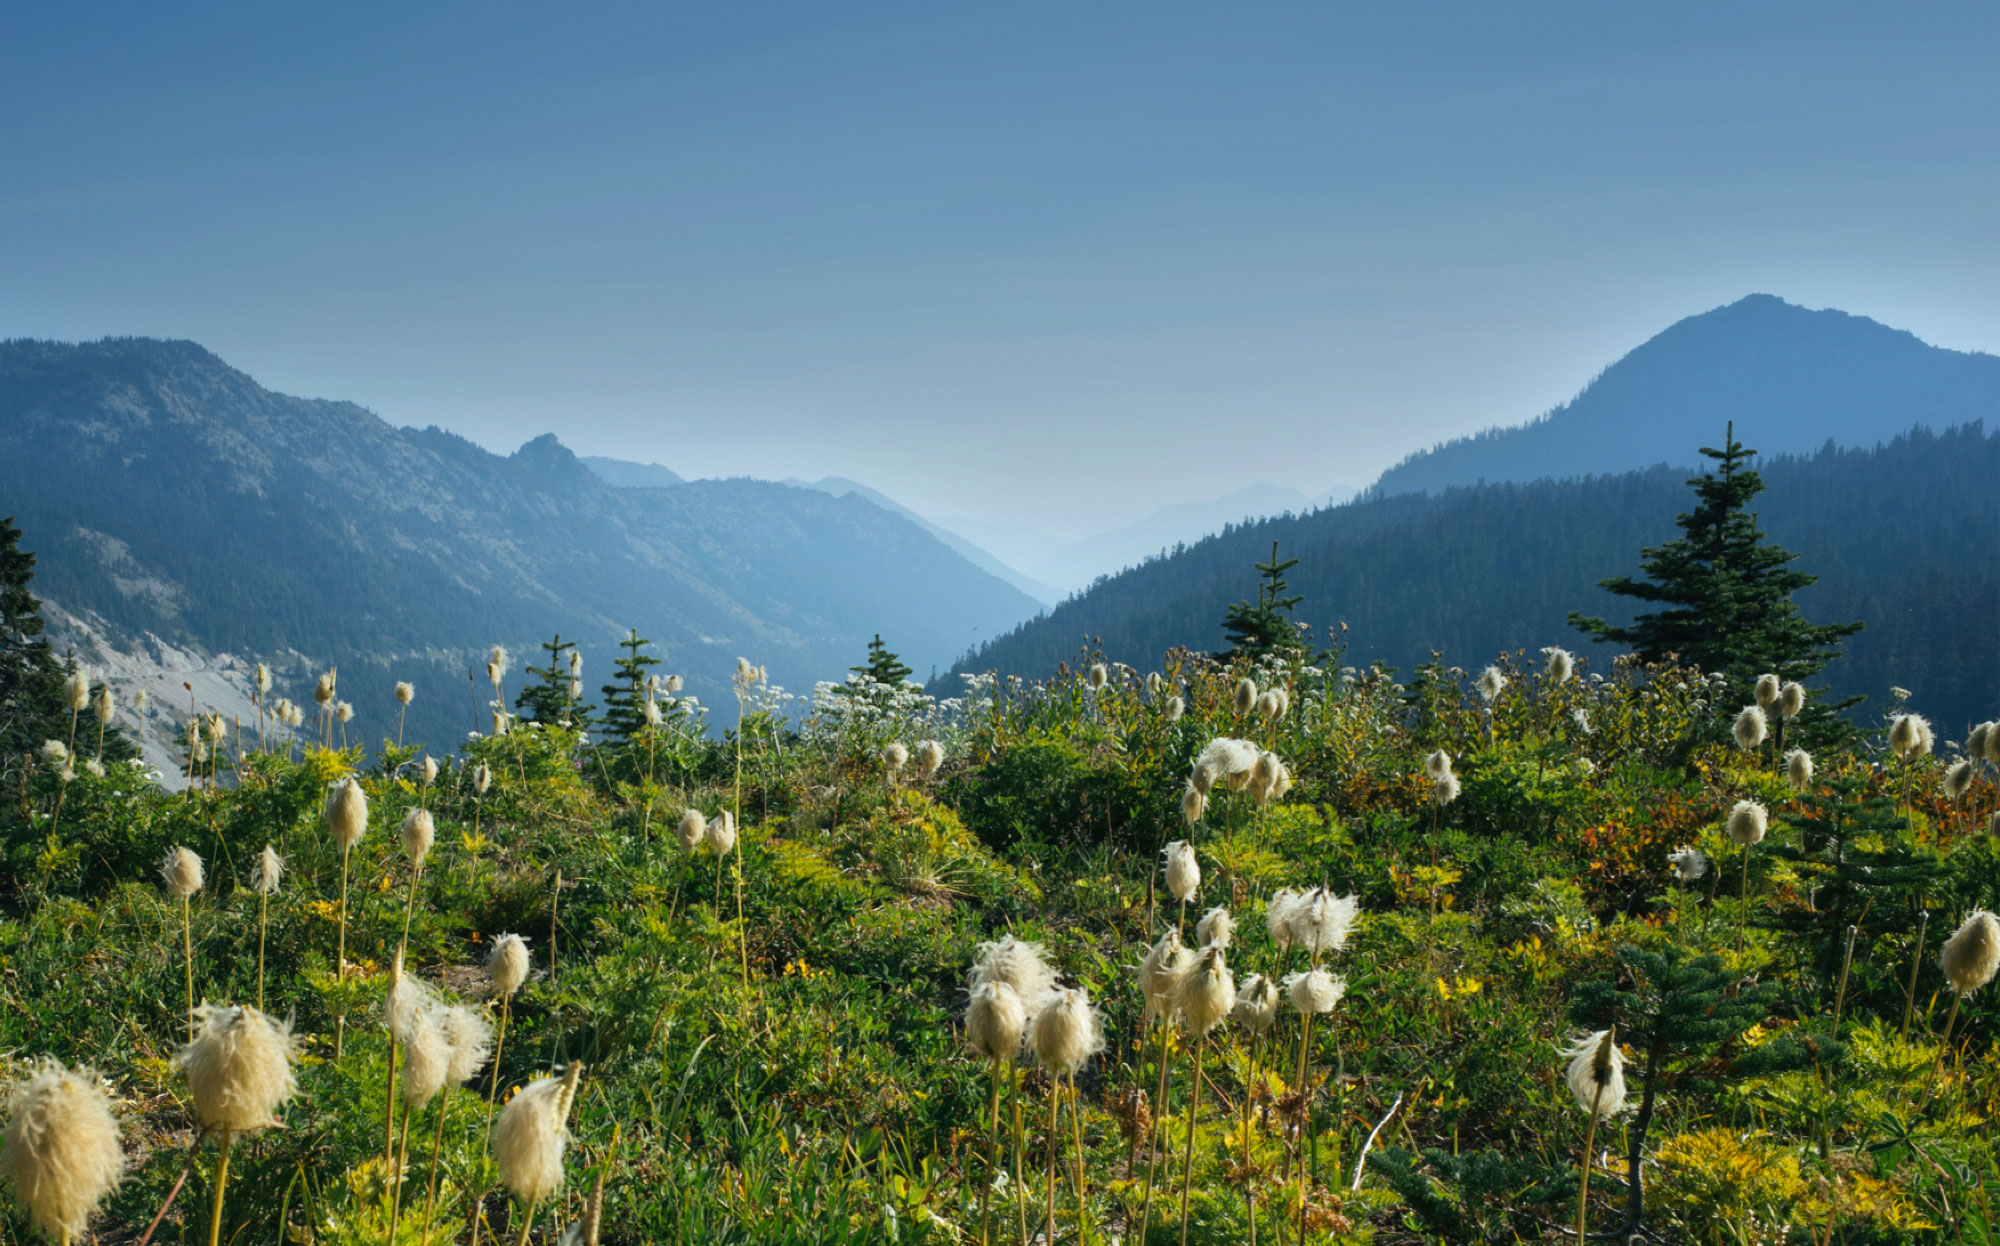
[6,9,2000,1246]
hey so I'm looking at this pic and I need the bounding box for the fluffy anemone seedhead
[334,701,353,725]
[1180,781,1206,826]
[1785,749,1815,792]
[1249,751,1283,803]
[1889,713,1933,761]
[421,756,439,787]
[1779,681,1806,719]
[253,846,284,897]
[1138,928,1191,1023]
[1232,678,1257,717]
[383,949,442,1041]
[1424,750,1453,780]
[1286,887,1359,957]
[37,740,67,765]
[1146,671,1164,698]
[92,685,114,724]
[440,1004,496,1088]
[1193,738,1259,788]
[63,670,89,712]
[1265,888,1302,949]
[1940,910,2000,997]
[0,1060,124,1242]
[133,689,148,713]
[494,1063,582,1206]
[473,763,492,796]
[325,777,369,853]
[400,1005,451,1108]
[174,1005,298,1138]
[568,650,583,677]
[644,699,664,727]
[489,709,508,737]
[488,646,510,676]
[159,846,204,901]
[314,674,334,706]
[1195,905,1235,950]
[1232,973,1281,1036]
[1970,723,1993,764]
[675,808,707,852]
[1173,945,1237,1037]
[1733,705,1767,752]
[1269,759,1292,801]
[970,935,1059,1014]
[1945,760,1976,801]
[965,981,1026,1063]
[1163,840,1200,903]
[255,663,272,695]
[1542,648,1573,685]
[394,680,414,706]
[1476,665,1507,703]
[1028,987,1104,1076]
[1986,722,2000,765]
[916,740,946,776]
[1284,968,1345,1016]
[735,656,756,684]
[882,742,909,772]
[1164,695,1185,723]
[488,934,531,998]
[1433,772,1461,806]
[1728,800,1768,846]
[1255,690,1281,721]
[1754,674,1781,708]
[1562,1028,1627,1119]
[1667,846,1708,883]
[568,679,583,700]
[707,811,737,856]
[1088,663,1108,691]
[400,807,436,869]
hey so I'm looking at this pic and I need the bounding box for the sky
[5,3,1999,536]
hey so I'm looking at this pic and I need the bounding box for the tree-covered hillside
[949,425,1999,732]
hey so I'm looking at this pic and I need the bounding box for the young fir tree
[1568,938,1838,1242]
[0,517,134,765]
[597,628,661,744]
[516,633,594,728]
[1221,541,1307,664]
[849,633,912,690]
[1569,425,1862,729]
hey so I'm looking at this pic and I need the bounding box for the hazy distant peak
[580,454,686,490]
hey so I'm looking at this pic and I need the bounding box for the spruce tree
[0,516,68,762]
[598,628,661,744]
[1570,424,1862,712]
[516,633,594,728]
[851,634,913,689]
[1221,541,1306,664]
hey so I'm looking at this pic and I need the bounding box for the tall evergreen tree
[516,633,594,728]
[1569,424,1862,704]
[0,516,68,763]
[851,633,913,689]
[598,628,661,743]
[1221,541,1306,664]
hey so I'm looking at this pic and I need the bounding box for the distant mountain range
[0,338,1041,763]
[1371,294,2000,496]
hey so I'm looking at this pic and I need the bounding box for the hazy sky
[6,3,1998,534]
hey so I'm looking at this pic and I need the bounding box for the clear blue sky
[5,3,1997,533]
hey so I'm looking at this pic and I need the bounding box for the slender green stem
[256,889,269,1013]
[1245,1035,1259,1246]
[1012,1066,1028,1246]
[1069,1071,1088,1239]
[1577,1082,1604,1245]
[1139,1019,1175,1242]
[1735,846,1752,953]
[1044,1083,1061,1246]
[182,896,195,1041]
[979,1061,1001,1246]
[207,1136,233,1246]
[423,1092,451,1241]
[513,1195,538,1246]
[1178,1037,1205,1246]
[335,844,352,1061]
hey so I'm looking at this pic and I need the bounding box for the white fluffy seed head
[133,689,148,713]
[1193,738,1259,789]
[1147,672,1164,698]
[1433,772,1461,806]
[473,763,492,796]
[707,811,737,856]
[490,709,508,736]
[568,650,583,677]
[1233,678,1257,717]
[400,807,436,869]
[39,739,68,765]
[1232,973,1281,1035]
[489,934,531,998]
[1266,888,1302,948]
[0,1060,124,1242]
[421,755,439,787]
[314,673,334,706]
[92,684,114,723]
[334,701,353,725]
[1284,968,1345,1016]
[440,1004,496,1088]
[1255,690,1280,721]
[971,936,1059,1015]
[1668,846,1708,883]
[325,776,369,853]
[1785,748,1814,792]
[1088,663,1108,691]
[1778,681,1806,719]
[1970,723,1993,763]
[1195,905,1235,950]
[494,1063,582,1206]
[965,981,1027,1063]
[1180,781,1205,826]
[160,846,204,901]
[253,845,284,896]
[1543,648,1573,685]
[1164,695,1185,722]
[1754,674,1781,708]
[916,739,946,776]
[1286,887,1359,957]
[1424,750,1452,780]
[1173,944,1236,1037]
[882,742,909,772]
[675,808,707,852]
[63,670,89,712]
[400,1005,451,1108]
[1028,987,1104,1075]
[1889,713,1933,761]
[1563,1029,1627,1119]
[1944,761,1975,801]
[1733,705,1767,752]
[174,1005,298,1138]
[1138,928,1191,1023]
[255,663,272,694]
[1941,910,2000,997]
[1163,840,1200,903]
[1477,665,1507,703]
[1728,799,1768,846]
[644,699,664,727]
[395,680,414,706]
[1986,722,2000,765]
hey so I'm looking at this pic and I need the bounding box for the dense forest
[950,425,2000,732]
